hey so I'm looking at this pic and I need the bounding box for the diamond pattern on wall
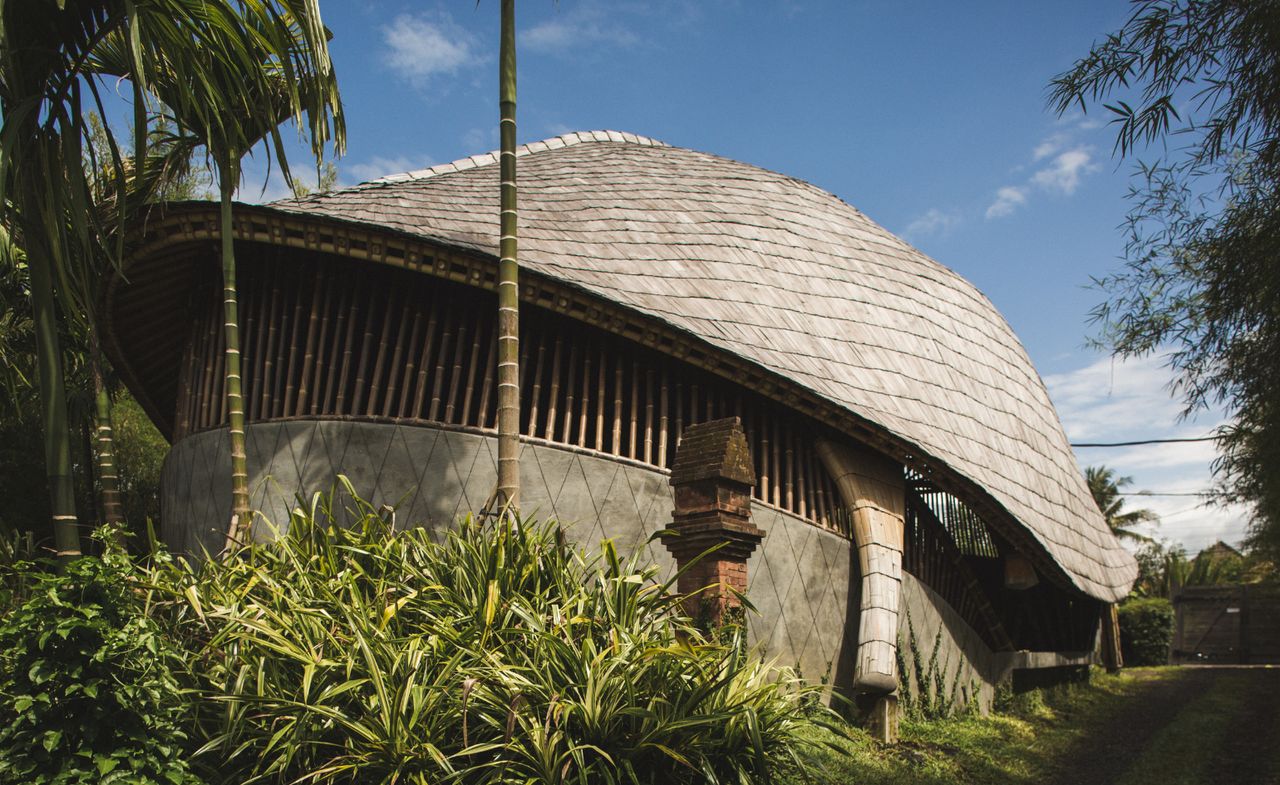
[164,421,859,689]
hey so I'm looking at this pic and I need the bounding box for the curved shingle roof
[272,130,1137,601]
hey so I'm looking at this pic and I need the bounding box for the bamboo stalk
[295,271,324,416]
[772,417,782,506]
[658,366,669,468]
[477,327,497,428]
[578,349,590,448]
[248,264,272,421]
[689,383,699,427]
[428,309,455,422]
[365,288,400,416]
[561,345,578,444]
[785,430,795,512]
[410,298,440,419]
[643,368,654,464]
[628,361,639,460]
[213,315,227,425]
[351,287,383,415]
[526,332,546,437]
[281,273,308,417]
[797,442,809,519]
[396,297,426,418]
[674,381,683,449]
[612,355,623,455]
[595,347,606,452]
[543,334,563,440]
[310,264,337,415]
[382,289,415,417]
[334,277,362,415]
[444,319,470,424]
[174,303,200,438]
[239,268,257,421]
[759,410,770,505]
[496,0,522,509]
[460,315,484,426]
[257,267,282,417]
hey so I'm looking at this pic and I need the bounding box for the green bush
[0,532,203,785]
[149,480,829,784]
[1117,597,1174,666]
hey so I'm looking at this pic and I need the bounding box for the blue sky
[235,0,1245,551]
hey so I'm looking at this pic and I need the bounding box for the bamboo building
[106,131,1138,712]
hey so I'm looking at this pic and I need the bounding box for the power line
[1121,491,1214,498]
[1071,435,1218,447]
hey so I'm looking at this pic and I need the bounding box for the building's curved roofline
[110,130,1137,601]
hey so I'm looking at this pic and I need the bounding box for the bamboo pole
[612,355,623,455]
[628,361,639,460]
[595,347,606,451]
[350,285,380,415]
[658,366,669,468]
[410,301,440,419]
[561,345,578,444]
[675,381,683,449]
[281,271,308,417]
[365,288,400,416]
[310,265,337,415]
[495,0,522,508]
[383,290,415,417]
[578,349,591,448]
[259,268,283,417]
[785,430,795,512]
[295,272,324,416]
[334,278,362,415]
[428,310,455,422]
[543,335,564,440]
[526,332,546,437]
[477,327,497,428]
[444,320,470,424]
[396,299,425,418]
[759,411,771,505]
[247,265,270,421]
[461,316,484,426]
[239,269,256,421]
[643,368,654,464]
[218,169,250,528]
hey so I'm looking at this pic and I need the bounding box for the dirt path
[1046,667,1280,785]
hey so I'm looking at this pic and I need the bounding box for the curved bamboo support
[815,439,904,696]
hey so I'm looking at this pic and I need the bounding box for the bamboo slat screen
[906,471,999,558]
[903,488,1008,650]
[176,246,853,534]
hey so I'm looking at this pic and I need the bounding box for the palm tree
[1086,465,1159,544]
[495,0,520,512]
[1,1,342,555]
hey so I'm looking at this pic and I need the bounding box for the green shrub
[152,480,829,784]
[1118,597,1174,666]
[0,531,203,785]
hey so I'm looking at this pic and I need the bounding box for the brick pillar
[662,417,764,624]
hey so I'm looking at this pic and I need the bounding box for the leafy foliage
[144,481,829,785]
[1085,465,1159,544]
[0,531,203,785]
[1117,597,1174,666]
[1049,0,1280,559]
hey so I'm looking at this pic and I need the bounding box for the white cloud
[1031,147,1096,195]
[346,154,436,184]
[521,3,638,54]
[382,13,480,85]
[905,207,960,240]
[1044,353,1251,550]
[1032,133,1067,161]
[984,185,1027,219]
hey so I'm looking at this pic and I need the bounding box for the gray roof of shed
[272,129,1137,601]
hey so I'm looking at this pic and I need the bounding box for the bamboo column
[495,0,521,509]
[815,439,905,743]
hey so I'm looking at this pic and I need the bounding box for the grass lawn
[790,666,1280,785]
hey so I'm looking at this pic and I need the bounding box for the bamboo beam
[643,368,654,464]
[628,361,639,460]
[595,347,606,452]
[476,327,497,429]
[281,277,307,417]
[460,314,484,426]
[310,265,337,415]
[577,349,591,448]
[259,269,283,418]
[759,411,770,505]
[658,366,669,468]
[396,299,425,418]
[409,299,440,419]
[428,310,454,422]
[543,335,563,441]
[383,287,416,417]
[526,332,546,437]
[561,345,578,444]
[295,271,325,416]
[333,277,362,416]
[365,288,400,417]
[675,381,683,449]
[612,355,623,455]
[444,319,470,424]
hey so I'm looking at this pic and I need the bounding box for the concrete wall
[163,419,1015,710]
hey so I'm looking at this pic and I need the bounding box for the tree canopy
[1086,465,1159,544]
[1050,0,1280,559]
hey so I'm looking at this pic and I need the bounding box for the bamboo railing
[176,249,853,535]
